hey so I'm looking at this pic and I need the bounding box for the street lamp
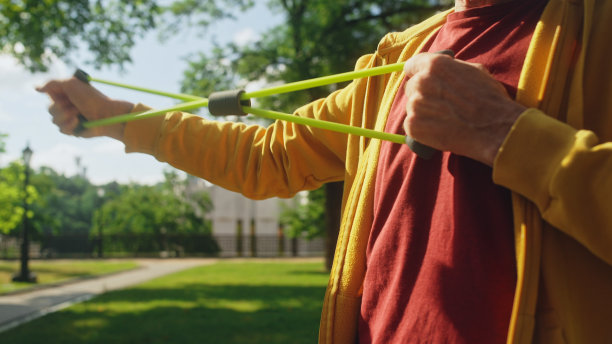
[12,144,37,283]
[97,187,105,258]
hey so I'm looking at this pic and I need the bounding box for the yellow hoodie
[122,0,612,343]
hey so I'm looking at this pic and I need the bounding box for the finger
[38,78,94,107]
[54,114,81,136]
[403,52,453,78]
[462,61,510,95]
[36,80,79,109]
[49,102,80,130]
[48,98,79,118]
[35,80,58,93]
[36,80,64,100]
[58,117,80,135]
[465,61,488,73]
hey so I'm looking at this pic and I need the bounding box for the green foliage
[1,145,214,251]
[29,166,103,235]
[1,0,264,72]
[281,188,325,239]
[93,171,212,236]
[178,0,452,239]
[160,0,254,40]
[181,48,237,99]
[0,162,27,234]
[0,133,6,153]
[0,133,38,235]
[180,0,451,112]
[0,0,160,72]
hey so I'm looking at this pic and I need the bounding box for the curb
[0,294,95,333]
[0,265,144,297]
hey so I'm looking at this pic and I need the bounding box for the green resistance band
[75,64,406,145]
[73,57,443,158]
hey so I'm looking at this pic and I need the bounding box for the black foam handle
[74,69,91,84]
[437,49,455,58]
[404,49,455,159]
[208,89,252,117]
[72,69,91,135]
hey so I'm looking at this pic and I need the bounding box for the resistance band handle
[405,49,455,159]
[72,69,92,135]
[405,137,437,159]
[208,89,251,117]
[74,69,91,84]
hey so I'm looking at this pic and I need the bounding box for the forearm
[122,100,349,199]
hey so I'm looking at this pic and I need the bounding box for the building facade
[186,175,324,257]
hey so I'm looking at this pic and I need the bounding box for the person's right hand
[37,76,134,141]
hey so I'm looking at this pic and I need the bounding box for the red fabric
[359,1,548,343]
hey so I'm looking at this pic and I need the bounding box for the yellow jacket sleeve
[121,54,378,200]
[493,0,612,266]
[494,109,612,265]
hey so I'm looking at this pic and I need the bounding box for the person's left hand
[403,52,526,166]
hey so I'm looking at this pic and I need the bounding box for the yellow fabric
[121,0,612,342]
[494,1,612,342]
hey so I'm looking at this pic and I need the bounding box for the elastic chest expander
[73,50,454,159]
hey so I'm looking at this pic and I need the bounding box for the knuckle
[428,54,449,70]
[406,89,427,109]
[404,99,424,125]
[407,74,430,93]
[403,116,415,137]
[471,62,487,73]
[403,116,423,139]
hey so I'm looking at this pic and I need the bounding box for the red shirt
[360,1,548,343]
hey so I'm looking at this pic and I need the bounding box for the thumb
[35,80,69,103]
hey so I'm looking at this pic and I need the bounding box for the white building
[186,175,323,257]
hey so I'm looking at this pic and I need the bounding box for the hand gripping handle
[405,49,455,159]
[72,69,91,135]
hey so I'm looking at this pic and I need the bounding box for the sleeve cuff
[122,103,166,156]
[493,108,581,209]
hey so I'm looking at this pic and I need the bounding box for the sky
[0,3,282,185]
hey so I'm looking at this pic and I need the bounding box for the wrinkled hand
[36,77,134,140]
[403,52,526,166]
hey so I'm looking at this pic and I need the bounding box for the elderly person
[39,0,612,342]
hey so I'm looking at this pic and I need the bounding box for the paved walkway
[0,258,216,333]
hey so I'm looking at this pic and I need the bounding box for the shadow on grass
[2,284,326,344]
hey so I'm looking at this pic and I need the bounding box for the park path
[0,258,216,333]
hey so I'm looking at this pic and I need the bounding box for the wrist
[482,101,526,166]
[101,99,133,141]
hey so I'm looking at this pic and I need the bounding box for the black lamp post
[12,144,37,283]
[97,187,105,258]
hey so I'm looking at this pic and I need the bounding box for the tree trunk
[324,181,343,271]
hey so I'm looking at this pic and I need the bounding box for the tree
[0,0,264,73]
[92,171,214,254]
[29,166,102,236]
[0,134,38,235]
[4,0,452,263]
[0,0,159,72]
[281,188,325,240]
[93,171,212,236]
[179,0,452,269]
[0,162,27,234]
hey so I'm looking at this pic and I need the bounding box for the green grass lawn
[1,260,329,344]
[0,260,139,295]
